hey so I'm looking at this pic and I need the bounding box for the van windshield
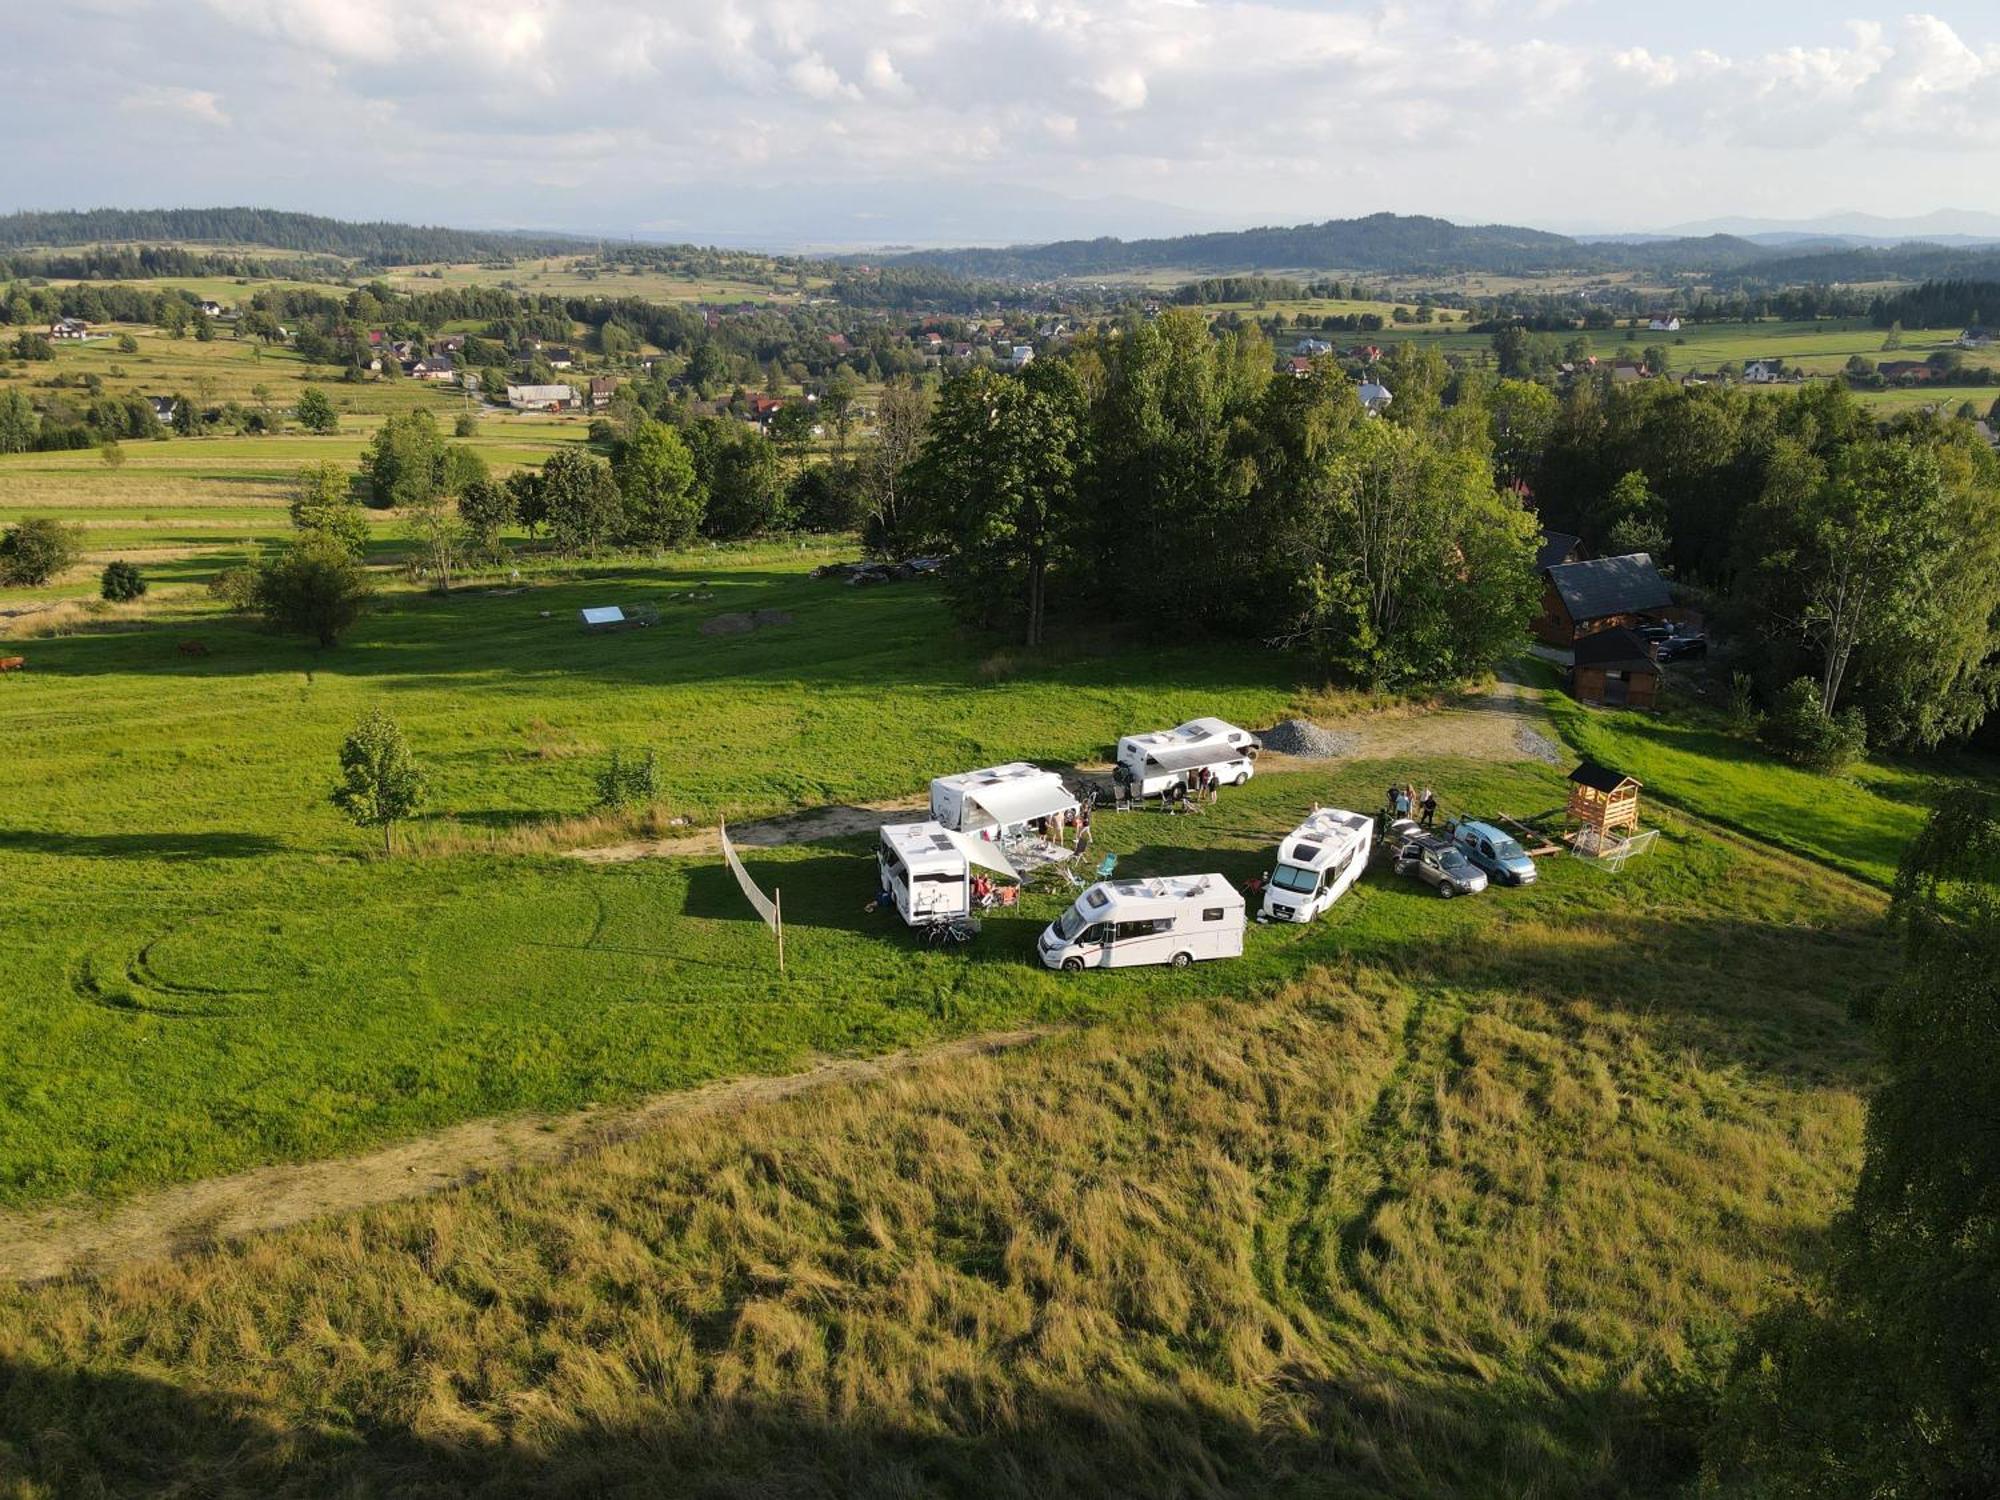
[1054,905,1087,942]
[1270,864,1317,894]
[1490,835,1525,861]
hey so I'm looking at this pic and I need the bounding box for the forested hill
[885,213,1776,279]
[0,208,590,264]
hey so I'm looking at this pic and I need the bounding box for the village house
[146,395,180,426]
[542,346,575,370]
[1610,361,1650,385]
[1285,355,1315,378]
[1007,344,1035,369]
[49,317,90,340]
[1647,315,1681,333]
[1294,336,1333,357]
[1358,377,1393,415]
[430,334,466,355]
[1878,360,1937,383]
[828,333,852,356]
[408,354,456,382]
[950,341,974,360]
[1569,628,1662,709]
[588,375,619,406]
[1535,529,1582,571]
[1741,358,1783,384]
[504,383,575,412]
[745,394,784,425]
[1532,552,1674,647]
[1959,327,1994,349]
[198,300,226,318]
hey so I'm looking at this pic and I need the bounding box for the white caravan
[877,821,1019,926]
[1113,717,1259,798]
[1261,807,1374,923]
[929,763,1077,839]
[1039,874,1245,972]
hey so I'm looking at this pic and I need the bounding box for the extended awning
[948,831,1019,881]
[962,776,1076,831]
[1146,741,1244,774]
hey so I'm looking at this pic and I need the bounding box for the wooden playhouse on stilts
[1565,762,1655,868]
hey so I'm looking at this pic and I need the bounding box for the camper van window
[1080,924,1109,945]
[1116,918,1172,940]
[1270,865,1317,894]
[1054,907,1087,942]
[880,843,906,878]
[1085,889,1110,910]
[914,872,960,884]
[1202,908,1225,922]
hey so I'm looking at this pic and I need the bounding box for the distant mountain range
[882,214,1780,280]
[0,207,591,264]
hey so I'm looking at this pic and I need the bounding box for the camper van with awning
[929,763,1078,838]
[1261,807,1373,923]
[1113,717,1259,798]
[877,821,1019,927]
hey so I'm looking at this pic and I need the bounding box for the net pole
[775,888,785,977]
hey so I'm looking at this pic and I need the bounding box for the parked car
[1446,820,1537,886]
[1657,632,1707,661]
[1633,621,1674,644]
[1391,830,1488,899]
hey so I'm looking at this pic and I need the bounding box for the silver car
[1393,833,1488,899]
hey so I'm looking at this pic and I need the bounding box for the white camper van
[1261,807,1374,923]
[1039,874,1245,972]
[877,821,1018,927]
[930,763,1078,839]
[1113,718,1259,799]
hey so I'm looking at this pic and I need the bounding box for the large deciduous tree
[538,448,623,556]
[614,419,703,550]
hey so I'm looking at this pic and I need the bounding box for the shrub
[207,564,260,612]
[453,412,479,438]
[1760,677,1867,773]
[1726,672,1762,737]
[594,748,662,810]
[100,560,145,602]
[0,517,83,586]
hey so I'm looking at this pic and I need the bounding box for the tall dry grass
[0,948,1866,1498]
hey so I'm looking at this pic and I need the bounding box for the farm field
[0,416,591,608]
[379,254,820,305]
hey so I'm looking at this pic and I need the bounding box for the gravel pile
[1259,718,1359,759]
[1514,723,1564,766]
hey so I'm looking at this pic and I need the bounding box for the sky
[9,1,2000,247]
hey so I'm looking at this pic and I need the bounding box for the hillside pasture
[0,539,1896,1211]
[378,254,821,306]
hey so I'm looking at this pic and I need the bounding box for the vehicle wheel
[1234,773,1249,786]
[1061,957,1084,972]
[1170,951,1193,969]
[1438,884,1455,899]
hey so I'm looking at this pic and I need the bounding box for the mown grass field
[378,254,820,305]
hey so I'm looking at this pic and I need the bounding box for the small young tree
[99,438,126,469]
[331,708,428,855]
[100,559,146,602]
[0,517,83,586]
[295,386,339,434]
[288,460,370,557]
[255,534,372,646]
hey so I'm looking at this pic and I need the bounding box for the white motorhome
[1113,718,1259,798]
[1039,874,1245,972]
[877,821,1018,927]
[929,763,1077,839]
[1261,807,1374,923]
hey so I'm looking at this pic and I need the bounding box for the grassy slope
[0,852,1882,1495]
[1542,691,1936,888]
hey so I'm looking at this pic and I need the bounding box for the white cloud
[119,85,230,126]
[7,3,2000,237]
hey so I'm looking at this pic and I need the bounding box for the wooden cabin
[1567,763,1642,837]
[1570,628,1660,709]
[1534,553,1673,647]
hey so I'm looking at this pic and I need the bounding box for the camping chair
[1094,852,1117,881]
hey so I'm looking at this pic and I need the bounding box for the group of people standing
[1040,804,1094,856]
[1388,781,1439,829]
[1165,766,1222,814]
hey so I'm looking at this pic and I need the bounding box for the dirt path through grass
[0,1029,1044,1283]
[573,675,1555,865]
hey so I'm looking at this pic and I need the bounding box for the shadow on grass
[0,829,284,860]
[0,1350,1711,1499]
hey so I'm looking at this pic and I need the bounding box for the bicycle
[924,916,979,947]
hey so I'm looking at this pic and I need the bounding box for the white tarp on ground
[948,829,1019,880]
[579,606,625,627]
[719,819,779,930]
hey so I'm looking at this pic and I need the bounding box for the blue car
[1448,820,1538,886]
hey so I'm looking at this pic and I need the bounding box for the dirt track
[0,1030,1043,1283]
